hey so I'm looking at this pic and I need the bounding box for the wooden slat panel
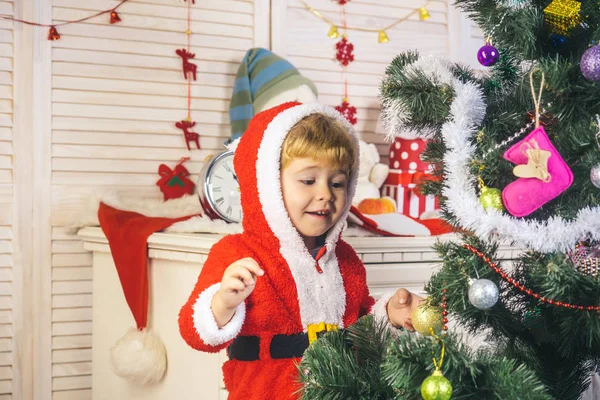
[0,297,11,311]
[53,388,91,400]
[52,308,92,323]
[52,349,92,364]
[52,322,92,336]
[52,375,92,391]
[52,335,92,351]
[52,295,92,309]
[51,254,92,267]
[0,367,11,381]
[0,3,12,399]
[51,281,92,295]
[0,353,12,367]
[53,62,235,86]
[52,116,229,136]
[0,339,11,353]
[47,0,257,397]
[52,267,92,282]
[0,380,11,394]
[52,362,91,378]
[51,241,86,254]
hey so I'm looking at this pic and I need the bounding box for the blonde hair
[281,113,357,175]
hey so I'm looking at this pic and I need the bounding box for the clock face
[205,152,242,223]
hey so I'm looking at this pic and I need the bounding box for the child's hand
[211,258,264,328]
[386,288,424,332]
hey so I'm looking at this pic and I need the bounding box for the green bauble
[480,186,504,212]
[421,370,453,400]
[411,303,443,336]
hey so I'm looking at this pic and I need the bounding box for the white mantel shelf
[78,226,518,267]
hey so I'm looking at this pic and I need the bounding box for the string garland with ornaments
[300,0,432,125]
[174,0,201,150]
[381,55,600,253]
[464,244,600,311]
[1,0,129,40]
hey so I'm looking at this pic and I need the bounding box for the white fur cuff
[192,283,246,346]
[371,291,396,329]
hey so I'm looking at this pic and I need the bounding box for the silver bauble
[468,279,499,310]
[591,164,600,189]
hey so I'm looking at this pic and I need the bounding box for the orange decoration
[110,10,121,24]
[357,197,396,215]
[47,26,60,41]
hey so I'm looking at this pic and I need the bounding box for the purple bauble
[580,46,600,82]
[477,44,499,67]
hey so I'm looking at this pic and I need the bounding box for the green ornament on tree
[480,185,504,212]
[421,370,453,400]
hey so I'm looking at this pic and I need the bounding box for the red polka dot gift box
[382,138,440,219]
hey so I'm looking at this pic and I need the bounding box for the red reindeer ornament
[156,158,196,201]
[175,119,200,150]
[176,48,197,81]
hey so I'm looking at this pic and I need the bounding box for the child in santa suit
[179,102,422,399]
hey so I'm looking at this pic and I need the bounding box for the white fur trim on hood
[255,103,359,329]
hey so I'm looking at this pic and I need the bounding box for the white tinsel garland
[381,55,600,253]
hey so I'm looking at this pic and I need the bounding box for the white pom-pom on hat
[110,327,167,385]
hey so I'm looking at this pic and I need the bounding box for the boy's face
[281,157,348,249]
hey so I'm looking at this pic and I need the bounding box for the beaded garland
[463,244,600,311]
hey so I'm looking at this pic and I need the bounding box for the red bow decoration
[156,157,196,201]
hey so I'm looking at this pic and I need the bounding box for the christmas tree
[300,1,600,399]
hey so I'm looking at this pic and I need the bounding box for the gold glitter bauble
[480,186,504,212]
[411,303,443,336]
[421,370,453,400]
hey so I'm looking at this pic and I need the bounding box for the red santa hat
[98,202,196,385]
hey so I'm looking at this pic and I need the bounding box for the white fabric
[370,291,396,328]
[192,283,246,346]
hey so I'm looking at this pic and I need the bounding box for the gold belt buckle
[307,322,338,344]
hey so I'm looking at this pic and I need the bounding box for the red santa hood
[233,102,359,253]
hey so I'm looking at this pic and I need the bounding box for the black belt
[228,333,310,361]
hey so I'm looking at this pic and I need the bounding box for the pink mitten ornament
[502,126,573,217]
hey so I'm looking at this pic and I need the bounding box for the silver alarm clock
[197,150,242,223]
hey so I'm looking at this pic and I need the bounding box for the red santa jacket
[178,102,390,400]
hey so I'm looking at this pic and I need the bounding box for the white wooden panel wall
[48,0,266,398]
[272,0,450,165]
[0,1,13,399]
